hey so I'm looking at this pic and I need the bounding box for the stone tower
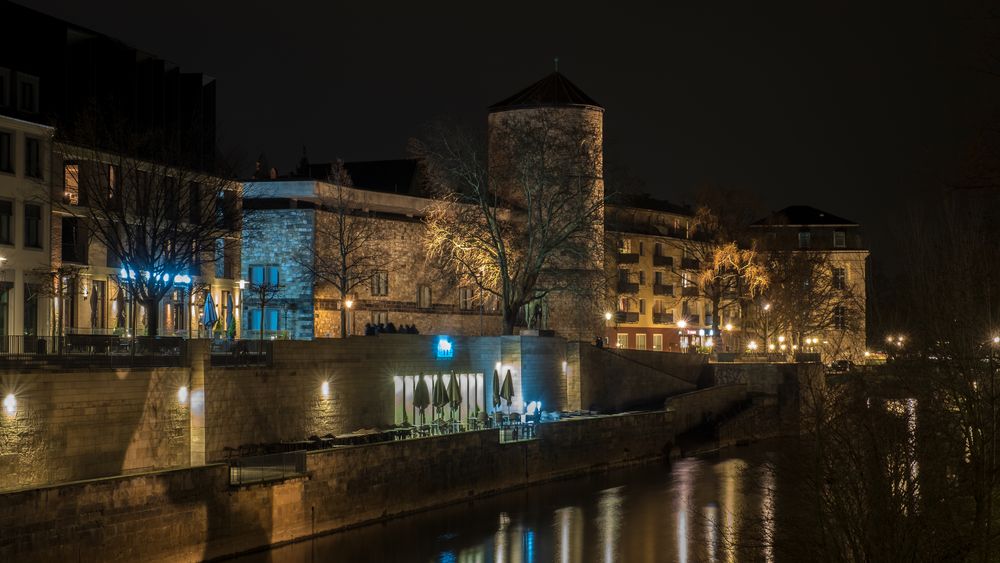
[487,72,606,340]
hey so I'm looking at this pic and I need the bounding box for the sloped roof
[489,72,603,112]
[752,205,858,227]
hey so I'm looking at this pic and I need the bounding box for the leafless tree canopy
[52,116,241,336]
[294,160,394,338]
[413,111,605,335]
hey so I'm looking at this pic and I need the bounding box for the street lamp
[344,299,354,336]
[677,319,687,329]
[604,311,613,321]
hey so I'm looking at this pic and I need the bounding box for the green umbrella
[447,371,462,421]
[492,369,502,411]
[413,374,431,425]
[432,374,449,421]
[500,369,514,413]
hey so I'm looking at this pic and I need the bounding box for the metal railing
[615,311,639,323]
[0,335,185,368]
[653,283,673,296]
[210,339,274,367]
[653,254,673,267]
[653,312,674,324]
[616,252,640,264]
[228,450,307,486]
[616,281,639,293]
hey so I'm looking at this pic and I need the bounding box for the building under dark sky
[10,0,1000,259]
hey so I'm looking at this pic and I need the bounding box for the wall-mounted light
[178,386,188,405]
[238,279,246,290]
[321,381,330,397]
[604,312,612,321]
[3,393,16,416]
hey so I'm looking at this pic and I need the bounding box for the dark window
[0,282,10,337]
[24,204,41,248]
[638,241,644,255]
[834,230,846,248]
[16,74,38,113]
[25,137,41,178]
[24,283,39,336]
[639,298,646,314]
[371,271,389,296]
[0,131,12,173]
[0,68,9,107]
[417,285,432,308]
[832,267,846,290]
[459,287,474,310]
[61,217,87,263]
[91,280,107,329]
[0,200,11,244]
[834,306,847,330]
[798,231,811,249]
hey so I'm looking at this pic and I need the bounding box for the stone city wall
[0,411,674,562]
[664,384,748,435]
[0,367,190,491]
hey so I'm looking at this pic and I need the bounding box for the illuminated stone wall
[575,344,698,412]
[0,367,191,491]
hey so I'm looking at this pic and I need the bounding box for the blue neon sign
[436,336,454,359]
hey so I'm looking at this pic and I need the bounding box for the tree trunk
[502,307,517,336]
[145,297,160,337]
[340,291,348,338]
[711,296,722,350]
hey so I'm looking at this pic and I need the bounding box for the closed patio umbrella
[447,371,462,421]
[492,369,501,411]
[413,374,431,425]
[432,374,449,421]
[226,293,236,340]
[500,369,514,413]
[203,293,218,336]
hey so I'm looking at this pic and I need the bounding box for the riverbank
[0,411,675,562]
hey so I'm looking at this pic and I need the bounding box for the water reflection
[235,445,780,563]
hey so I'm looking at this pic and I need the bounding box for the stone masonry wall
[0,411,674,562]
[664,384,748,435]
[578,344,696,412]
[0,367,191,491]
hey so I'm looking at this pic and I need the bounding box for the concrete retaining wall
[577,345,696,412]
[665,384,747,435]
[0,411,674,562]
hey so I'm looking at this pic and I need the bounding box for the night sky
[19,0,1000,259]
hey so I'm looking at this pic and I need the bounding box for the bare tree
[246,275,283,345]
[413,112,605,335]
[674,190,768,348]
[26,265,86,338]
[753,250,864,358]
[52,118,241,337]
[294,161,393,338]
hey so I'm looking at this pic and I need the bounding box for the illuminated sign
[436,336,453,359]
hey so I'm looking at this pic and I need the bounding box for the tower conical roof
[489,72,603,112]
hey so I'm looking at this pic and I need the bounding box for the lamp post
[345,299,354,337]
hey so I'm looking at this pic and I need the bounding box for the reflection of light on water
[553,507,582,563]
[717,459,745,563]
[597,486,623,563]
[703,503,718,562]
[457,546,486,563]
[674,460,696,563]
[495,512,510,563]
[761,464,775,563]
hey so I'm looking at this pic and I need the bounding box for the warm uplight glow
[724,323,733,331]
[777,335,785,343]
[768,344,776,351]
[604,311,613,321]
[779,344,786,351]
[345,299,354,309]
[747,341,758,351]
[3,393,15,416]
[178,386,188,404]
[321,380,330,396]
[677,320,687,329]
[864,350,871,357]
[763,303,771,311]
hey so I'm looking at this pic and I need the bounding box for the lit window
[636,333,647,350]
[653,333,663,351]
[458,287,474,310]
[616,333,628,349]
[417,285,432,308]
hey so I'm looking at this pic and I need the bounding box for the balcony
[653,254,673,267]
[681,258,700,270]
[681,286,699,297]
[653,284,673,296]
[616,252,640,264]
[653,312,674,324]
[615,311,639,323]
[617,280,639,293]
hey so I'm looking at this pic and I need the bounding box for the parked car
[828,359,856,374]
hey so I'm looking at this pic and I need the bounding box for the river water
[234,443,780,563]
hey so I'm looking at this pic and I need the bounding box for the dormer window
[798,231,811,249]
[834,230,846,248]
[16,73,39,113]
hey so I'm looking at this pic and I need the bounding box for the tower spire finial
[554,57,559,72]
